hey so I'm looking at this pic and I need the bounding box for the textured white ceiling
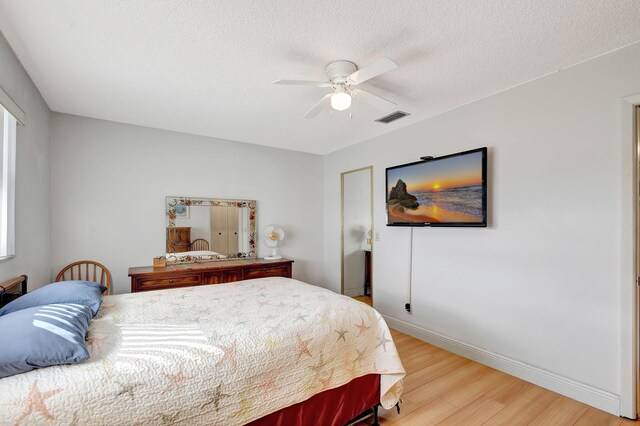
[1,1,639,154]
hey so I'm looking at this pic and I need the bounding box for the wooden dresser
[0,275,27,307]
[128,258,293,293]
[364,250,371,296]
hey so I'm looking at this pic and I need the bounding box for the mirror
[341,167,373,303]
[165,197,256,263]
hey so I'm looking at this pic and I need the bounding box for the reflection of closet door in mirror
[227,206,239,254]
[239,207,249,253]
[341,167,373,299]
[211,205,226,254]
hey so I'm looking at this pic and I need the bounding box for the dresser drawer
[137,274,201,291]
[244,265,290,280]
[224,269,244,282]
[203,269,244,284]
[203,271,224,284]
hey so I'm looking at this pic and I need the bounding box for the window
[0,87,22,261]
[0,105,16,259]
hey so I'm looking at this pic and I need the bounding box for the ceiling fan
[274,57,398,118]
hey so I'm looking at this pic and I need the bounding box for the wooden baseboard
[383,315,620,416]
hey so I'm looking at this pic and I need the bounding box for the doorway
[341,166,373,306]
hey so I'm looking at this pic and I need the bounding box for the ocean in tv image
[387,151,485,224]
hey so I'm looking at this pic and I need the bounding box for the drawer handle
[168,280,175,283]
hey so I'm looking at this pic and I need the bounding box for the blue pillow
[0,303,92,378]
[0,280,106,317]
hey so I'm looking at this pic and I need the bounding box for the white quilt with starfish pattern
[0,277,405,425]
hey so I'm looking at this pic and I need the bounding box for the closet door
[210,205,226,254]
[238,207,249,253]
[227,206,239,254]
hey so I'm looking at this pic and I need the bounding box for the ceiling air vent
[375,111,410,124]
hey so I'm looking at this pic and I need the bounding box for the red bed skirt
[247,374,380,426]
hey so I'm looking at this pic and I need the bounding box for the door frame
[636,104,640,418]
[621,94,640,418]
[340,165,374,300]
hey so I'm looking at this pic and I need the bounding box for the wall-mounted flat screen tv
[386,147,487,227]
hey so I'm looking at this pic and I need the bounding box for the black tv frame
[385,147,488,227]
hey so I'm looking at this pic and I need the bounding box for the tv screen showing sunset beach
[386,148,486,226]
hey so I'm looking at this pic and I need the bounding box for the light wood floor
[353,295,372,306]
[370,329,637,425]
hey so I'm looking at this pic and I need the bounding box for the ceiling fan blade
[348,57,398,85]
[274,79,331,87]
[352,89,397,111]
[304,94,332,118]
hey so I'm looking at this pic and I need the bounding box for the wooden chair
[55,261,112,295]
[191,238,210,251]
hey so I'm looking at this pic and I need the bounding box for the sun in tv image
[387,150,485,224]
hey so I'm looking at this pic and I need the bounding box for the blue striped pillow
[0,280,106,317]
[0,303,92,378]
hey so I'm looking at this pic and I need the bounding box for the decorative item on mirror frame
[173,203,189,219]
[262,225,285,260]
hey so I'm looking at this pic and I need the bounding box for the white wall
[0,31,51,288]
[50,114,324,294]
[324,43,640,407]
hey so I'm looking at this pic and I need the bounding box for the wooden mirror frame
[166,197,256,264]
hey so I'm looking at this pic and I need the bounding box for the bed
[0,277,404,425]
[166,250,228,262]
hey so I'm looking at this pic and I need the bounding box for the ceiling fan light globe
[331,91,352,111]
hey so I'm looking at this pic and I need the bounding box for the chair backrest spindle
[55,260,112,295]
[191,239,210,251]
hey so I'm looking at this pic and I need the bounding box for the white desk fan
[262,225,285,260]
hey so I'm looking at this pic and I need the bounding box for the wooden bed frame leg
[372,404,379,426]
